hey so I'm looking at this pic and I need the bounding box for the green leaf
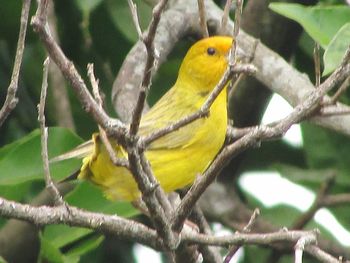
[0,183,32,201]
[269,3,350,48]
[65,182,139,216]
[263,205,302,227]
[0,129,39,161]
[106,0,152,42]
[0,128,83,185]
[243,246,271,263]
[43,225,93,250]
[39,234,65,263]
[62,256,80,263]
[300,123,350,191]
[43,182,139,248]
[323,22,350,75]
[39,233,84,263]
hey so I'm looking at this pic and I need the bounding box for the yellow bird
[61,36,233,201]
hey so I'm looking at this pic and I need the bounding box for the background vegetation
[0,0,349,262]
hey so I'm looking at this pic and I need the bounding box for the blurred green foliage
[0,0,350,262]
[269,3,350,75]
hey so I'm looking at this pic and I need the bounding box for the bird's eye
[207,47,216,56]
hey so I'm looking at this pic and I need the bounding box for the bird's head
[177,36,234,93]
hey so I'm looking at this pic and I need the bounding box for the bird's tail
[50,140,94,163]
[51,140,94,183]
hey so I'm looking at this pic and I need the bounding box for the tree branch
[0,197,160,249]
[321,193,350,207]
[0,197,346,263]
[129,0,168,136]
[224,208,260,263]
[220,0,232,34]
[295,233,318,263]
[197,0,209,37]
[190,205,222,263]
[38,57,64,206]
[87,63,129,168]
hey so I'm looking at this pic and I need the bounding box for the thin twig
[127,147,179,250]
[191,205,222,263]
[224,208,260,263]
[319,104,350,116]
[138,152,173,218]
[183,229,319,248]
[242,208,260,232]
[229,0,243,66]
[99,129,130,168]
[129,0,168,136]
[88,63,103,107]
[197,0,209,38]
[127,0,143,39]
[87,63,129,168]
[294,232,318,263]
[220,0,233,34]
[320,193,350,207]
[38,57,64,206]
[329,76,350,104]
[0,0,31,127]
[305,245,344,263]
[314,42,321,88]
[97,132,129,169]
[228,72,244,101]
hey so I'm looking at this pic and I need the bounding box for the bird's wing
[139,87,205,150]
[52,86,206,161]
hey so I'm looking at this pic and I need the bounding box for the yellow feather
[79,36,233,201]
